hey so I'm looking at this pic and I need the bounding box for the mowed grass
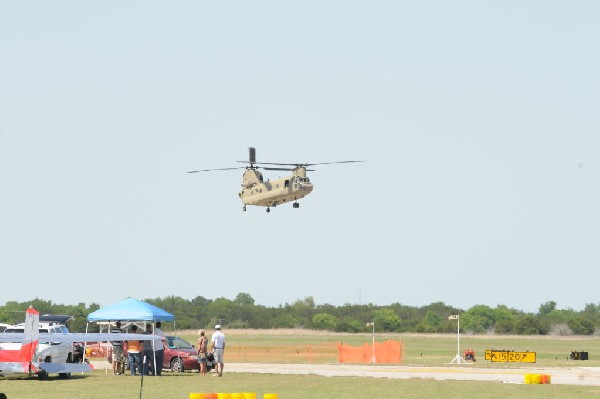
[2,371,600,399]
[2,331,600,398]
[178,329,600,367]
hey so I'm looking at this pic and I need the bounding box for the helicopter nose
[301,183,314,193]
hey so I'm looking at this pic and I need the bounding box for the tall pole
[372,321,375,364]
[448,314,464,364]
[366,321,376,363]
[457,316,460,357]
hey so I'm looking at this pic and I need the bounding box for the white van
[2,317,75,379]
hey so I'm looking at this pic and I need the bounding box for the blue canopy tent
[87,297,175,322]
[86,297,176,375]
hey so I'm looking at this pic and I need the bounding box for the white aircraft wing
[36,362,93,374]
[39,333,163,343]
[0,333,162,343]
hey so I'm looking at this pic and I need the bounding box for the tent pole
[82,322,89,365]
[152,323,158,376]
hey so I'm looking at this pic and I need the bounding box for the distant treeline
[1,295,599,335]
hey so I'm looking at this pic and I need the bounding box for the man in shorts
[210,324,225,377]
[111,321,124,375]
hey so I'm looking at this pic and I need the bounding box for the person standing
[111,321,125,375]
[153,322,165,376]
[210,324,225,377]
[142,324,154,375]
[197,330,208,376]
[126,325,143,376]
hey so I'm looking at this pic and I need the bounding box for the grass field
[2,370,600,399]
[2,331,600,399]
[177,329,600,367]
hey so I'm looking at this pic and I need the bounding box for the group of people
[111,321,165,376]
[110,321,226,377]
[197,324,225,377]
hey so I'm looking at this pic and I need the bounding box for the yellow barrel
[218,394,231,399]
[230,394,242,399]
[263,394,278,399]
[242,393,256,399]
[190,394,202,399]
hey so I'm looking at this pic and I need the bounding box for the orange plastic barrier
[337,340,402,363]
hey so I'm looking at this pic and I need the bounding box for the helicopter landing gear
[243,205,246,212]
[293,202,300,209]
[266,207,271,213]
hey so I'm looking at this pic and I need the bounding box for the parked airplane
[0,306,160,379]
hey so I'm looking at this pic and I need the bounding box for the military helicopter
[188,147,363,212]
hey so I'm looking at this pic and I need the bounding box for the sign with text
[485,350,536,363]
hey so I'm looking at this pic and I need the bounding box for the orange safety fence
[337,340,402,363]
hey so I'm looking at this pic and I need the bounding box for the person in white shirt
[153,322,166,376]
[210,324,226,377]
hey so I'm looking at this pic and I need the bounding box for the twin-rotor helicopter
[188,147,363,212]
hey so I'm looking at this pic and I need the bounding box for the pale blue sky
[1,1,598,313]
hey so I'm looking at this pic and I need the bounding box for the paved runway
[227,363,600,386]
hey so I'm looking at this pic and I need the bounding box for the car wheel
[170,357,184,373]
[37,370,48,380]
[58,372,71,379]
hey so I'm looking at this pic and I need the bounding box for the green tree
[234,293,255,307]
[462,305,496,333]
[568,317,595,335]
[312,313,338,330]
[270,313,298,328]
[539,301,557,315]
[416,310,442,333]
[335,318,362,333]
[373,308,401,332]
[516,315,549,335]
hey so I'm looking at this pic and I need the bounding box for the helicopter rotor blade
[249,147,256,164]
[262,167,294,171]
[187,167,246,173]
[251,160,366,167]
[304,160,366,167]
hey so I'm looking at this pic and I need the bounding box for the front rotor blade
[253,162,300,166]
[262,167,315,172]
[187,167,246,173]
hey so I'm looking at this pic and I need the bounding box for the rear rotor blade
[304,160,366,166]
[262,167,294,171]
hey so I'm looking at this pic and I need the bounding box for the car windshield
[166,336,193,349]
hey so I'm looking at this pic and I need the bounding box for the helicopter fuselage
[239,167,313,207]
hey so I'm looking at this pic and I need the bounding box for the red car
[162,336,198,372]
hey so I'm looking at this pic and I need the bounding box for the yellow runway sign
[485,350,536,363]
